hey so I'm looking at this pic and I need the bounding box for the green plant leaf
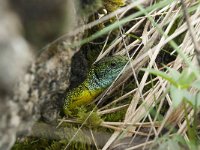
[170,85,184,107]
[178,69,196,89]
[165,66,180,81]
[192,80,200,90]
[186,92,200,107]
[126,33,142,41]
[183,91,193,101]
[142,68,178,86]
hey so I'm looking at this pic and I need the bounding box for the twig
[102,121,160,127]
[101,124,154,136]
[98,104,129,115]
[90,129,99,150]
[180,0,200,66]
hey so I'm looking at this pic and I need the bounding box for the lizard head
[86,55,129,90]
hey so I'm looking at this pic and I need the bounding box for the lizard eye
[110,62,117,67]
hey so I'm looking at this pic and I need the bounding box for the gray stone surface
[0,1,79,149]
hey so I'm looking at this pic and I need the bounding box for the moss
[12,138,51,150]
[102,0,125,13]
[45,141,63,150]
[79,0,126,16]
[76,106,103,128]
[13,123,93,150]
[78,0,103,17]
[103,108,126,122]
[52,125,92,150]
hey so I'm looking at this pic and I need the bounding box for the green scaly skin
[63,55,128,115]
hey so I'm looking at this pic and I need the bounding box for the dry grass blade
[57,0,200,149]
[101,1,200,150]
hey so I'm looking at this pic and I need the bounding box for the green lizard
[63,55,128,115]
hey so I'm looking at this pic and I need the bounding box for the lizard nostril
[110,62,117,67]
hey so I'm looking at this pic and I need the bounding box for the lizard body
[63,56,128,114]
